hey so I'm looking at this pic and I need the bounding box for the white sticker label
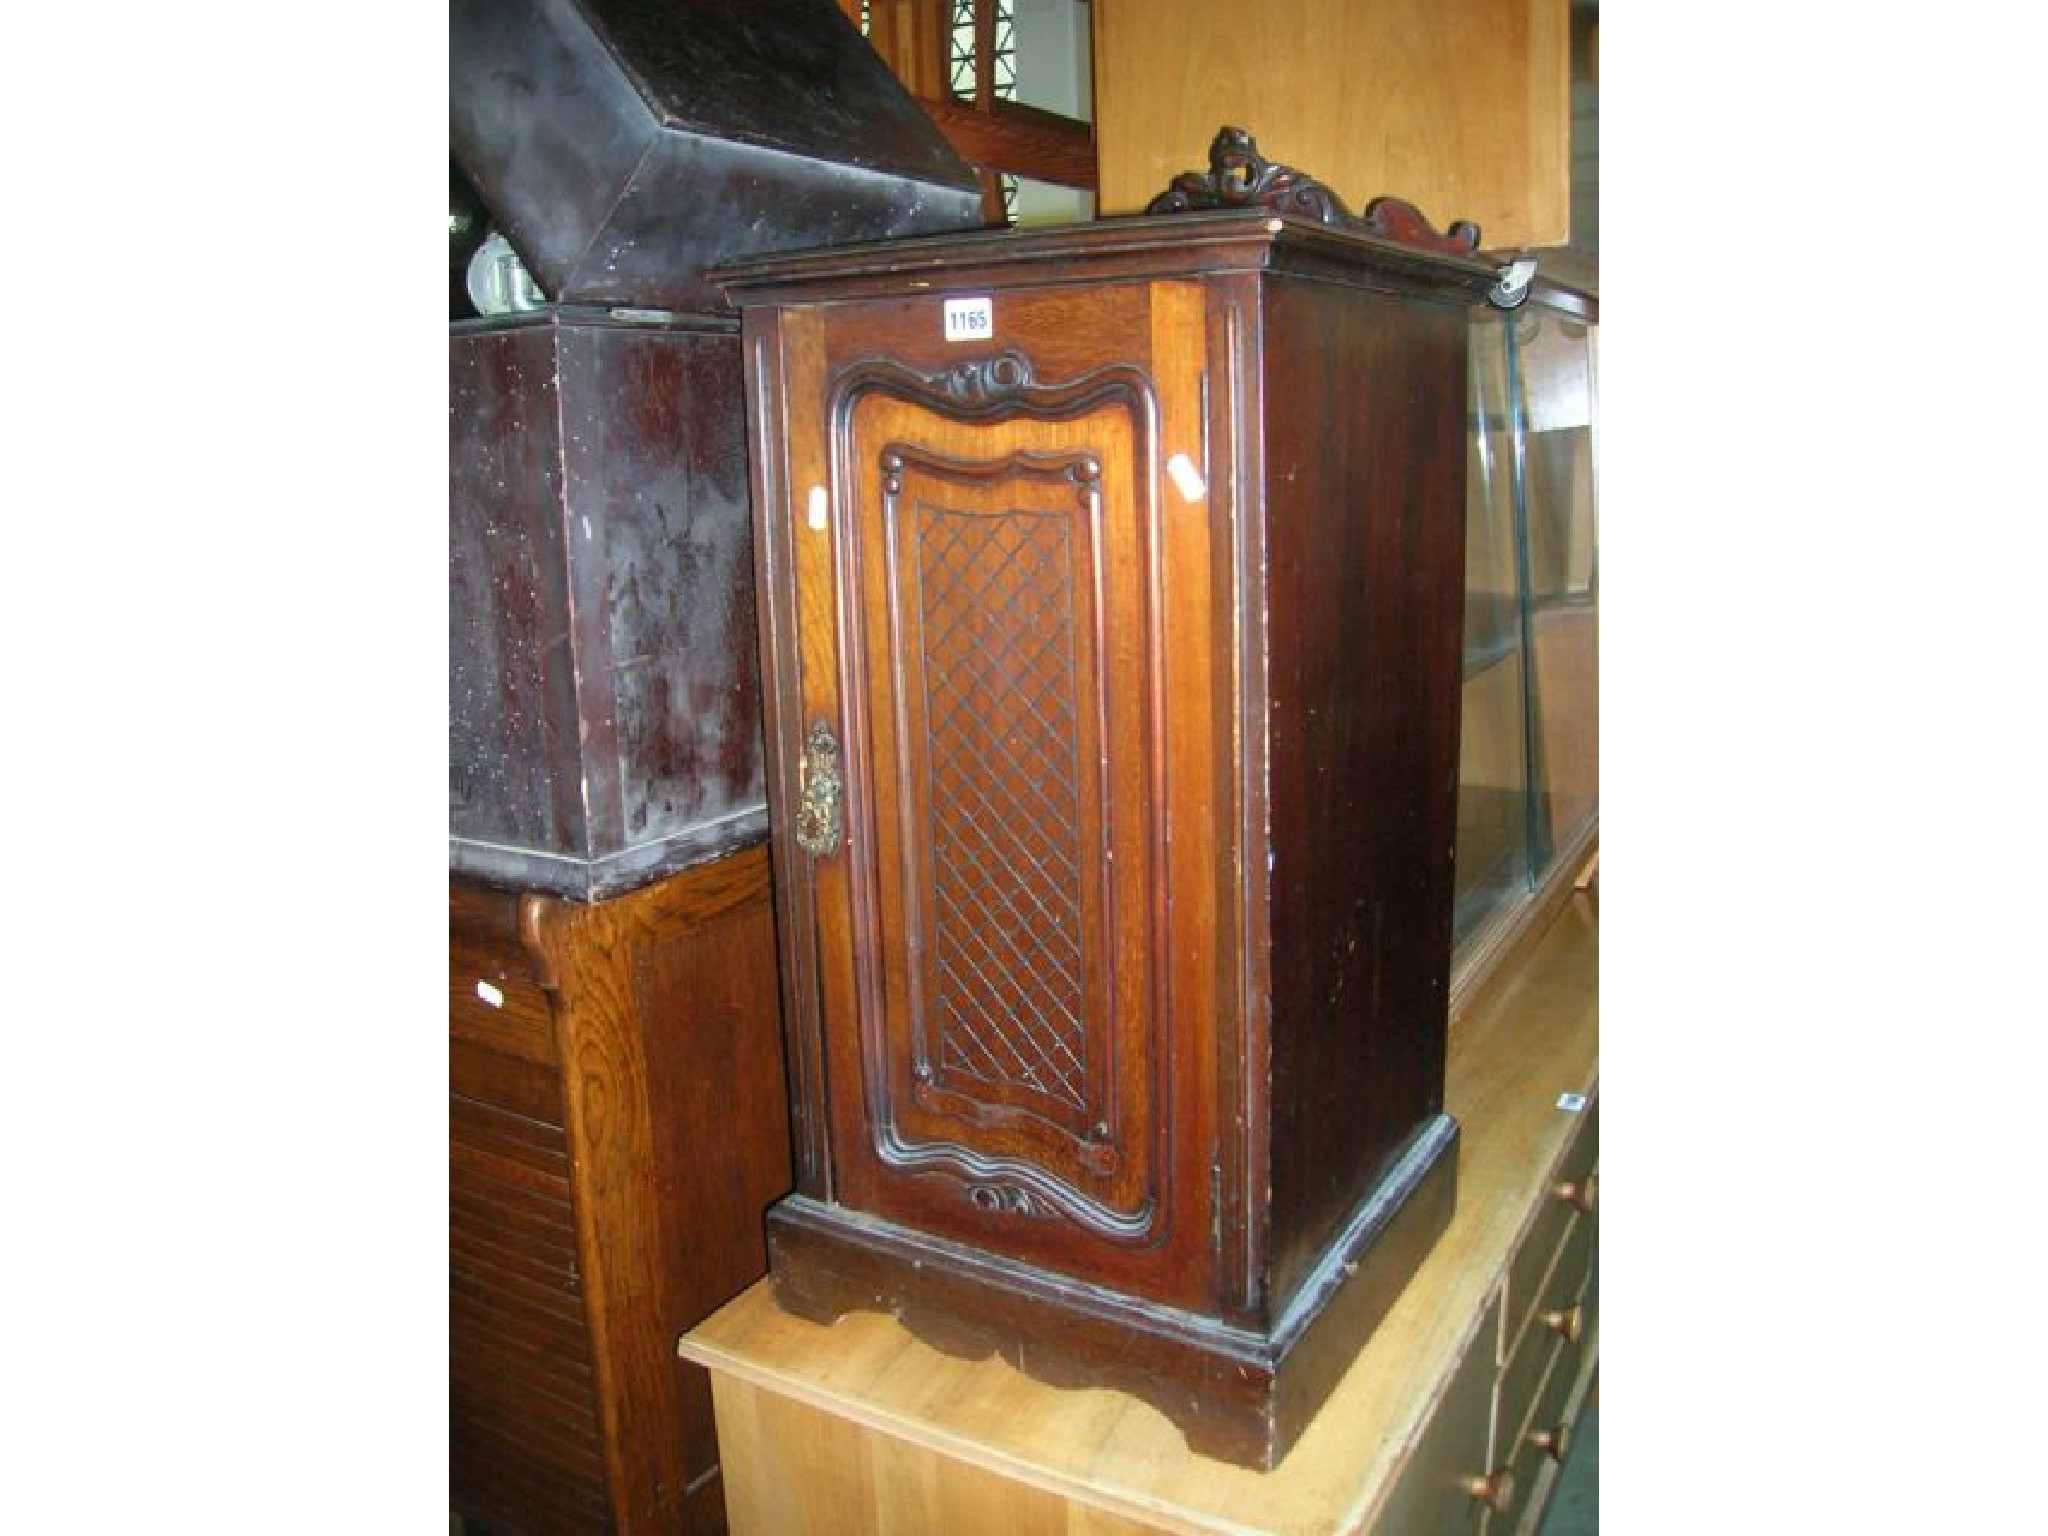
[806,485,829,531]
[476,980,505,1009]
[1556,1092,1587,1113]
[1166,452,1206,502]
[943,296,994,342]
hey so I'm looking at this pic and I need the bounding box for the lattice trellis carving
[915,502,1088,1113]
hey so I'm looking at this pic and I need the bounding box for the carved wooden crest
[1147,126,1483,256]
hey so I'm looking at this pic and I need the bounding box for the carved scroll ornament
[1147,126,1483,256]
[927,348,1036,405]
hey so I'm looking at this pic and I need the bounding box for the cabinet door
[847,387,1157,1218]
[782,284,1223,1309]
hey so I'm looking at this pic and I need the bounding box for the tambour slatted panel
[451,1037,564,1124]
[450,1426,614,1535]
[452,1383,607,1481]
[449,1269,589,1347]
[452,1140,573,1205]
[448,1222,584,1304]
[452,1091,574,1162]
[451,1085,611,1533]
[449,952,558,1065]
[451,848,789,1535]
[449,1182,577,1264]
[450,1323,597,1421]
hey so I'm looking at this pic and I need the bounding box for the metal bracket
[1488,257,1538,310]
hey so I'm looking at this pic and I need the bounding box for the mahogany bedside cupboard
[717,205,1496,1469]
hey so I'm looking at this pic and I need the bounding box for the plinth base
[764,1114,1458,1470]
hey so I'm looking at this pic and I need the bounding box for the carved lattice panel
[915,503,1089,1115]
[832,380,1164,1244]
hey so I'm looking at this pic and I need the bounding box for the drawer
[1493,1248,1597,1536]
[1370,1288,1505,1535]
[1498,1203,1594,1442]
[1526,1325,1586,1469]
[1504,1098,1598,1351]
[450,937,558,1066]
[1581,1215,1599,1333]
[1485,1337,1578,1536]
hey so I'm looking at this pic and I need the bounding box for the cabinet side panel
[1259,276,1467,1312]
[450,322,589,862]
[630,845,791,1535]
[558,323,768,858]
[545,849,791,1535]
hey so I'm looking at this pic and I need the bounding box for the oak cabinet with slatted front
[718,206,1495,1470]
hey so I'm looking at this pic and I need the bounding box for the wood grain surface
[452,846,793,1536]
[1093,0,1570,247]
[682,890,1598,1534]
[724,221,1489,1466]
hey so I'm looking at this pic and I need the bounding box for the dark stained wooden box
[449,311,767,898]
[449,0,985,899]
[717,209,1494,1468]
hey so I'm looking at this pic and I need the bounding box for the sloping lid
[451,0,984,313]
[576,0,975,184]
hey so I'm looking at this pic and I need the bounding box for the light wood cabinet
[681,890,1600,1534]
[1092,0,1571,248]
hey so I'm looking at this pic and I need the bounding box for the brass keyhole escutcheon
[795,719,844,858]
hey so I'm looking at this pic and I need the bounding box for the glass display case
[1454,280,1599,976]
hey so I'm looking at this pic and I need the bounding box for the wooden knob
[1553,1171,1597,1216]
[1542,1303,1584,1344]
[1527,1421,1573,1464]
[1461,1467,1516,1514]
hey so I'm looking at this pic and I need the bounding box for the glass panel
[1465,313,1524,671]
[1512,309,1599,868]
[1456,653,1532,947]
[1012,0,1092,121]
[1010,176,1094,227]
[1453,312,1532,949]
[1517,312,1598,605]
